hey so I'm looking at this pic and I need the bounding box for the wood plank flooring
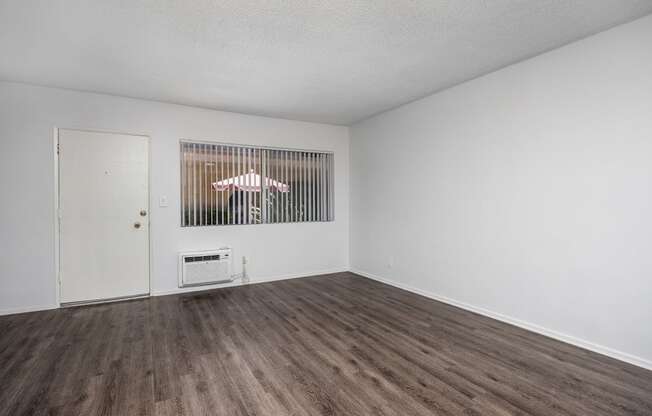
[1,272,650,415]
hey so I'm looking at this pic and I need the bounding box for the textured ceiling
[1,1,651,125]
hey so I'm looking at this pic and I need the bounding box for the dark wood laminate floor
[1,273,651,416]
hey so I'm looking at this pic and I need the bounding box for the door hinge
[56,143,60,154]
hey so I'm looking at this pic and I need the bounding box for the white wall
[0,82,349,314]
[350,15,652,368]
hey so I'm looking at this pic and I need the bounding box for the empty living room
[1,1,651,415]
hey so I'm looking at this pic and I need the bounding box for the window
[180,141,334,226]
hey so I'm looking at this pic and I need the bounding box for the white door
[59,129,149,304]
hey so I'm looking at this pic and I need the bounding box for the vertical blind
[180,141,334,226]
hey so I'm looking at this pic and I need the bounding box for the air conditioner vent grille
[185,254,225,263]
[179,248,232,287]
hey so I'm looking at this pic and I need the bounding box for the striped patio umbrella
[212,169,289,193]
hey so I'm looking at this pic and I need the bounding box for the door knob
[134,222,142,229]
[140,210,147,217]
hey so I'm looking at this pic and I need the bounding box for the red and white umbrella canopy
[212,169,289,193]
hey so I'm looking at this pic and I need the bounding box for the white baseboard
[350,268,652,372]
[0,268,349,315]
[151,267,349,297]
[0,303,58,316]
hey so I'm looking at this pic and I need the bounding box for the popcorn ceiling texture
[1,0,651,125]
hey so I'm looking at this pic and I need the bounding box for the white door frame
[53,127,152,307]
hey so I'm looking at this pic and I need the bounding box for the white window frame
[180,140,334,227]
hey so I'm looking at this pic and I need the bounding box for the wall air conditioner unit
[178,248,232,288]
